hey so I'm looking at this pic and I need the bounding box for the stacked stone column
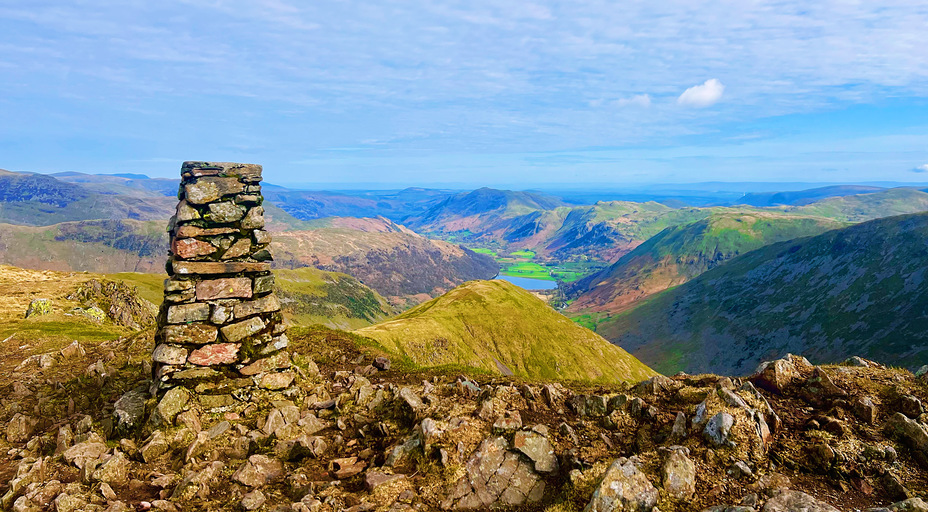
[153,161,291,405]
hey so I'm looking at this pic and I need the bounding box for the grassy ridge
[355,280,657,384]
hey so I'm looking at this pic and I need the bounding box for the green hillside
[355,280,657,384]
[566,211,847,314]
[788,187,928,222]
[596,212,928,376]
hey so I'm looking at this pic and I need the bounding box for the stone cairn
[152,161,292,407]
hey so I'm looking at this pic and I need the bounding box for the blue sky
[2,0,928,187]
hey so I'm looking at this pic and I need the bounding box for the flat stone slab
[197,277,253,300]
[173,261,271,275]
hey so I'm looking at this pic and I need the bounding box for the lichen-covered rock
[153,387,190,426]
[24,298,51,318]
[63,439,108,469]
[584,458,658,512]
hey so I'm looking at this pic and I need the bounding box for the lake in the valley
[494,274,558,290]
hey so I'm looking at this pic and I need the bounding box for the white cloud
[913,164,928,173]
[677,79,725,108]
[615,94,651,108]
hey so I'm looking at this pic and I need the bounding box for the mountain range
[565,212,848,315]
[596,211,928,375]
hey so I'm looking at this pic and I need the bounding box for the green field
[465,246,604,283]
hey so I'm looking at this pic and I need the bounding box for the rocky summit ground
[2,320,928,512]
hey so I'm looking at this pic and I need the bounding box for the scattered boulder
[6,414,38,443]
[661,447,696,500]
[704,412,735,447]
[750,354,809,394]
[91,450,130,484]
[233,455,284,487]
[761,490,839,512]
[153,387,191,427]
[513,429,558,473]
[884,412,928,466]
[584,458,658,512]
[365,471,407,491]
[113,386,149,434]
[373,357,391,371]
[853,396,878,425]
[241,490,267,511]
[865,498,928,512]
[444,436,544,509]
[24,299,51,318]
[898,395,924,419]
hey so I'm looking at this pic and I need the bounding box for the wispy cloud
[913,164,928,173]
[678,79,725,108]
[616,94,652,108]
[1,1,928,183]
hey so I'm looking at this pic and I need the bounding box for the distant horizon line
[6,167,928,193]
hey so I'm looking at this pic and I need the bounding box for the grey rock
[385,434,421,467]
[398,387,425,420]
[584,458,658,512]
[671,411,688,440]
[91,450,130,484]
[140,430,170,463]
[761,490,839,512]
[63,440,108,469]
[373,356,391,371]
[884,412,928,465]
[113,386,148,434]
[448,436,544,509]
[865,498,928,512]
[513,430,558,473]
[493,410,523,431]
[208,201,246,223]
[704,412,735,447]
[843,356,870,367]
